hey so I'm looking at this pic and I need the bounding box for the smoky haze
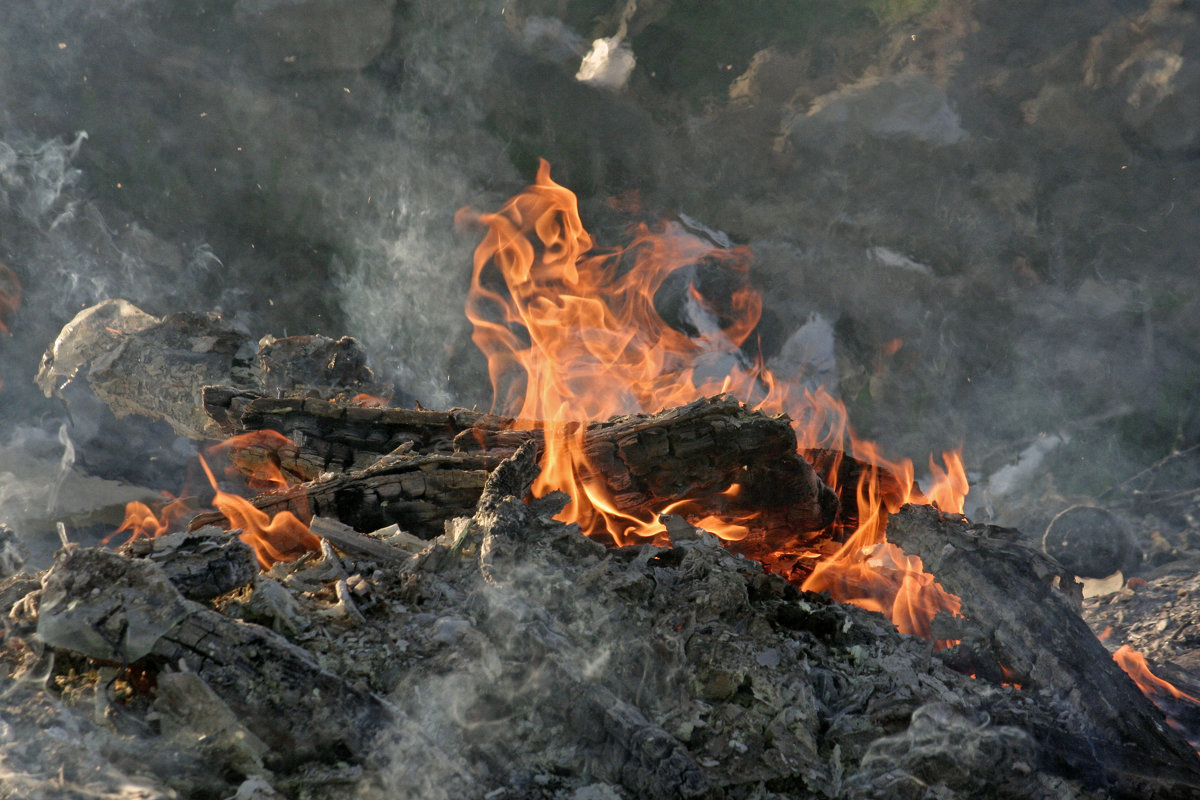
[2,0,1199,542]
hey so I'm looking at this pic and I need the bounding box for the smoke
[0,0,1197,539]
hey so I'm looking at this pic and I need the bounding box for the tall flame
[462,160,966,638]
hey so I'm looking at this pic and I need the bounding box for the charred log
[887,504,1200,798]
[189,450,500,538]
[202,393,837,540]
[122,526,259,601]
[203,385,487,476]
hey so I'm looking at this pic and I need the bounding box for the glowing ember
[461,159,965,639]
[199,455,319,569]
[350,392,389,408]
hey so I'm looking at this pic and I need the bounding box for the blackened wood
[34,546,390,770]
[123,527,258,601]
[203,393,838,539]
[576,397,835,536]
[803,447,912,537]
[154,603,388,769]
[189,451,500,538]
[203,385,492,476]
[887,504,1200,798]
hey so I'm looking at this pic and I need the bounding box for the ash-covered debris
[0,446,1173,799]
[280,448,1103,799]
[1083,558,1200,676]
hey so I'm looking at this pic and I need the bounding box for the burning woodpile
[2,163,1200,800]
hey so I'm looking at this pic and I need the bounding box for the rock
[786,72,967,148]
[235,0,397,75]
[1042,505,1138,579]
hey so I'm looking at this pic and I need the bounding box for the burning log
[189,450,499,538]
[30,545,392,769]
[887,504,1200,796]
[198,394,838,541]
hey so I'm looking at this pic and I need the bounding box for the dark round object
[1042,505,1136,578]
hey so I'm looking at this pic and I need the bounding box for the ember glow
[462,160,965,639]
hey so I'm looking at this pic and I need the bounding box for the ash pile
[0,441,1194,799]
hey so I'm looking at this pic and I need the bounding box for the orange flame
[350,392,389,408]
[1114,645,1200,705]
[199,455,319,569]
[208,430,300,492]
[0,260,20,337]
[462,160,967,638]
[106,493,192,545]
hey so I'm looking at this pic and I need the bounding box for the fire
[462,160,966,639]
[105,493,191,545]
[350,392,389,408]
[1114,645,1200,705]
[207,430,301,491]
[199,455,319,569]
[108,438,318,568]
[0,259,20,337]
